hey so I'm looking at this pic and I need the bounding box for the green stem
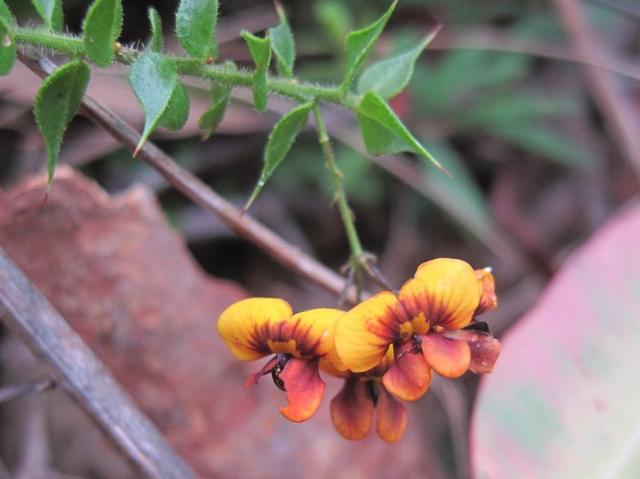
[312,103,364,261]
[14,28,358,107]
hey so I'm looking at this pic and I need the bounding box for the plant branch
[0,378,54,404]
[18,50,360,304]
[14,28,354,106]
[312,103,365,263]
[0,247,196,479]
[553,0,640,179]
[431,29,640,84]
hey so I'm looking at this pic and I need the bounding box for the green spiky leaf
[159,82,190,131]
[313,0,352,48]
[269,3,295,77]
[199,61,236,139]
[0,17,15,75]
[32,0,63,31]
[241,31,271,112]
[245,102,313,210]
[34,61,91,185]
[357,28,439,99]
[0,0,14,25]
[341,0,397,96]
[147,7,163,52]
[83,0,123,67]
[129,52,178,153]
[176,0,219,60]
[356,90,446,173]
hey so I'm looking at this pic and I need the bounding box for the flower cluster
[217,258,501,442]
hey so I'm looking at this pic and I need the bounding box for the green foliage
[458,94,576,130]
[411,50,595,167]
[31,0,63,32]
[414,51,529,114]
[159,82,190,131]
[147,7,164,52]
[491,126,596,168]
[420,142,495,244]
[0,17,15,75]
[269,3,295,78]
[357,91,445,173]
[129,52,180,153]
[199,61,236,139]
[275,143,385,205]
[34,60,91,185]
[241,31,271,112]
[314,0,352,49]
[0,0,13,24]
[357,28,438,100]
[83,0,123,67]
[341,0,397,96]
[176,0,219,60]
[245,102,313,210]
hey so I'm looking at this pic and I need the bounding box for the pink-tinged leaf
[471,203,640,479]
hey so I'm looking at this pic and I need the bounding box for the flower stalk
[312,103,365,266]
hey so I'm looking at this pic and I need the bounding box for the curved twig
[18,50,358,303]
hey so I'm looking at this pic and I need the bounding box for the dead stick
[18,51,357,303]
[0,378,54,404]
[0,248,196,479]
[553,0,640,179]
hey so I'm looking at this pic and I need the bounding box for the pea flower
[329,345,410,443]
[217,298,346,422]
[334,258,501,402]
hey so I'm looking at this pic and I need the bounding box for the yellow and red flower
[217,298,347,422]
[334,258,501,402]
[217,258,501,442]
[329,345,409,443]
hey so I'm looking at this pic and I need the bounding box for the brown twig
[0,378,54,404]
[17,51,357,303]
[431,29,640,83]
[0,248,196,479]
[553,0,640,178]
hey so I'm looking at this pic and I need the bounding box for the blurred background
[1,0,639,478]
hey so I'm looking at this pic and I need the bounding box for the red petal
[330,378,374,440]
[278,358,325,422]
[244,356,278,389]
[376,387,407,443]
[382,343,431,401]
[421,334,470,378]
[446,329,501,374]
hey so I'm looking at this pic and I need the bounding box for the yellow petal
[283,308,345,361]
[217,297,292,360]
[401,258,480,330]
[335,291,407,373]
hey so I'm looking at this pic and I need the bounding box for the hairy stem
[14,28,358,107]
[312,103,364,262]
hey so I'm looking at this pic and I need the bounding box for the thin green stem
[312,103,364,262]
[14,28,358,107]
